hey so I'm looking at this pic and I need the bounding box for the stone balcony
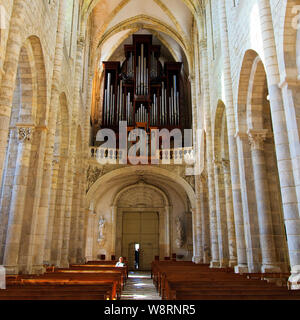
[86,146,198,193]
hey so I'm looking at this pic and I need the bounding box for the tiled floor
[121,271,162,300]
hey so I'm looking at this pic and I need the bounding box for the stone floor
[121,271,162,300]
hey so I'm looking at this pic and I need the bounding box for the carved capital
[248,129,268,150]
[17,126,35,143]
[52,158,59,167]
[213,158,222,172]
[222,159,230,173]
[199,39,207,50]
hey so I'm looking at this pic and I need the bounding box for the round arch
[87,165,196,209]
[113,180,170,207]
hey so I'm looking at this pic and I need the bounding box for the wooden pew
[151,260,300,300]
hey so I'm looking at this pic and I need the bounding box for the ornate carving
[47,0,57,11]
[222,159,230,173]
[184,174,195,190]
[17,127,34,142]
[175,216,185,248]
[248,129,268,151]
[97,216,106,245]
[86,166,103,192]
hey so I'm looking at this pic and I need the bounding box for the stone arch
[282,0,299,79]
[246,55,268,130]
[236,49,289,272]
[96,15,191,72]
[113,182,170,208]
[0,35,48,272]
[28,36,47,126]
[113,181,172,266]
[87,165,196,209]
[237,49,259,133]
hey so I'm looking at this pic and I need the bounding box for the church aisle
[121,271,161,300]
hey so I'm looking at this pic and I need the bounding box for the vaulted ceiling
[82,0,203,73]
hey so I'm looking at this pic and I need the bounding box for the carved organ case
[101,35,182,131]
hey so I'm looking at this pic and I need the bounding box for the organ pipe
[102,38,182,128]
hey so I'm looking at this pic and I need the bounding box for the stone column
[43,158,60,264]
[0,128,18,262]
[199,38,219,268]
[164,206,171,257]
[76,172,86,263]
[50,159,68,266]
[62,33,85,264]
[258,0,300,286]
[214,159,229,267]
[0,0,26,185]
[200,174,211,264]
[111,206,117,258]
[248,129,280,272]
[3,125,34,274]
[85,203,95,261]
[222,159,237,267]
[66,163,80,264]
[192,175,203,263]
[32,0,67,271]
[218,0,248,273]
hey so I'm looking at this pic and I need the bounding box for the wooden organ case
[101,35,183,133]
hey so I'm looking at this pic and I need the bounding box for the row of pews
[151,260,300,300]
[0,260,127,300]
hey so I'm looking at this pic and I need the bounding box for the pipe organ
[101,35,182,130]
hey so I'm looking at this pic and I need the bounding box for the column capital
[16,125,35,143]
[213,157,222,169]
[199,38,207,50]
[77,36,85,47]
[52,157,60,166]
[221,159,230,173]
[248,129,268,150]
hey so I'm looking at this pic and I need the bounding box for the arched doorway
[122,211,159,271]
[115,181,168,271]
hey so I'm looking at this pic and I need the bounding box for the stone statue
[175,216,184,248]
[97,216,106,243]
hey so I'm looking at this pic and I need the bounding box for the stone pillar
[43,158,60,264]
[199,38,219,268]
[214,159,229,267]
[3,125,34,274]
[85,203,95,262]
[164,206,171,257]
[0,128,18,262]
[67,164,80,264]
[0,0,26,185]
[32,0,67,271]
[222,159,237,267]
[62,33,85,264]
[192,175,203,263]
[218,0,248,273]
[76,172,86,263]
[50,158,68,266]
[258,0,300,286]
[248,129,280,272]
[200,174,211,264]
[111,206,117,258]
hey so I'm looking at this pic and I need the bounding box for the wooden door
[122,212,159,271]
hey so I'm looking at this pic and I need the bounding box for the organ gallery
[0,0,300,303]
[95,35,187,135]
